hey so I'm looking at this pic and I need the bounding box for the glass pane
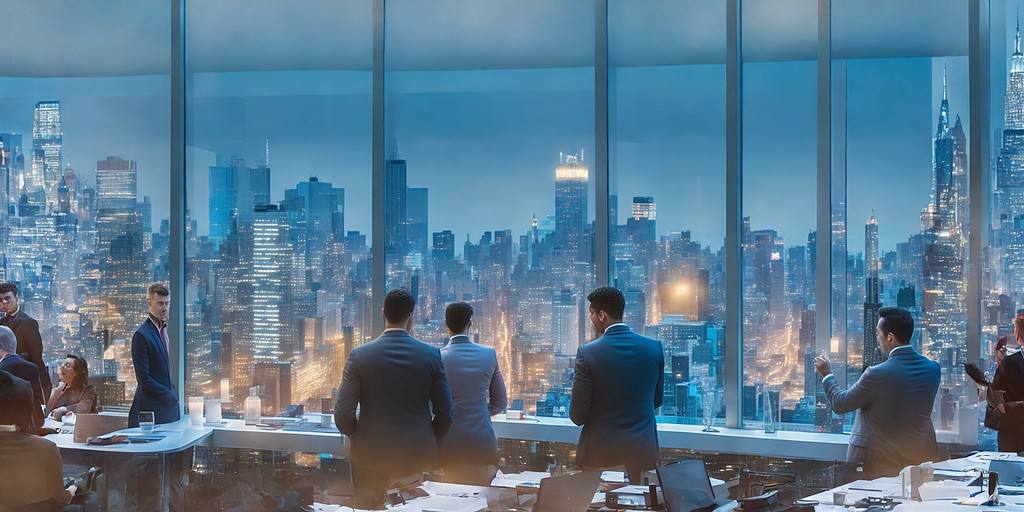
[609,0,726,425]
[833,0,972,442]
[0,2,170,409]
[185,1,373,415]
[385,0,595,417]
[985,0,1023,450]
[741,0,819,430]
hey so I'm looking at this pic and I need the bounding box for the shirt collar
[2,307,18,319]
[449,334,471,343]
[604,323,629,333]
[148,314,166,330]
[383,327,407,333]
[889,344,913,357]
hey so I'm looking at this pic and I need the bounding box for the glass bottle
[762,388,776,434]
[244,386,262,425]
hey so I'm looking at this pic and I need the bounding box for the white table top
[43,415,348,455]
[42,418,213,455]
[803,452,1024,510]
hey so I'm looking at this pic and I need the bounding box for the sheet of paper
[601,470,627,483]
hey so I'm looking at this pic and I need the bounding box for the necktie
[159,324,170,355]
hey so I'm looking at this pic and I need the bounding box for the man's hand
[814,355,832,378]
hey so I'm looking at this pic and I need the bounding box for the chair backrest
[72,413,127,443]
[990,460,1024,486]
[534,471,601,512]
[658,459,715,512]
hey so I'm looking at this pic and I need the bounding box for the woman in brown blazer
[45,354,97,419]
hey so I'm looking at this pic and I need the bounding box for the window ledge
[492,416,850,462]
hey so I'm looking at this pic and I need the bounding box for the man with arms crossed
[815,307,940,478]
[570,287,665,483]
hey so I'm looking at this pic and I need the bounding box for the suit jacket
[129,318,179,426]
[992,350,1024,442]
[570,324,665,473]
[0,353,45,429]
[438,335,508,466]
[0,430,70,510]
[46,382,99,416]
[1,310,52,395]
[335,330,454,477]
[823,345,940,478]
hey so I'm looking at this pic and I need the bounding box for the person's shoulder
[409,336,442,355]
[22,432,60,457]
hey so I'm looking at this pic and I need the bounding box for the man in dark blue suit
[128,284,185,512]
[129,283,179,427]
[0,282,53,397]
[335,289,454,508]
[570,287,665,483]
[0,325,45,429]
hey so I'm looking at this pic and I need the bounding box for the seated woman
[45,355,97,420]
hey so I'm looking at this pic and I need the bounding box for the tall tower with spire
[1007,8,1024,129]
[997,5,1024,300]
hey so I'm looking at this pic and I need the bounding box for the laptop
[657,459,730,512]
[532,471,601,512]
[990,460,1024,486]
[73,413,128,443]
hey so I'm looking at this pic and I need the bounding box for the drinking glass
[139,411,155,434]
[702,383,719,433]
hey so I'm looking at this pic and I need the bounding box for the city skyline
[4,5,1021,446]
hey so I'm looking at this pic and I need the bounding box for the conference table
[42,414,346,511]
[803,452,1024,511]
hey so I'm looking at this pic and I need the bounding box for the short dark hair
[148,283,169,297]
[587,287,625,320]
[0,370,33,431]
[878,307,914,344]
[383,289,415,324]
[0,282,18,296]
[445,302,474,333]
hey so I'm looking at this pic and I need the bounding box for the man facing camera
[815,307,940,478]
[335,289,454,508]
[570,287,665,483]
[129,283,180,427]
[438,302,507,485]
[0,282,53,398]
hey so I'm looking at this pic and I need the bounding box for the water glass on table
[139,411,155,434]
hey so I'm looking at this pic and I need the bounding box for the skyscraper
[384,157,408,257]
[863,215,883,370]
[922,71,967,396]
[408,187,429,257]
[96,156,138,211]
[865,215,879,277]
[554,152,588,261]
[998,16,1024,302]
[31,101,62,208]
[209,157,272,245]
[242,204,292,362]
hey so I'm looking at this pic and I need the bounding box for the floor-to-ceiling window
[0,1,171,409]
[184,1,373,415]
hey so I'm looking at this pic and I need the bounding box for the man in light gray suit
[438,302,508,485]
[815,307,940,479]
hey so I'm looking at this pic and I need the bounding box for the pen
[847,487,885,492]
